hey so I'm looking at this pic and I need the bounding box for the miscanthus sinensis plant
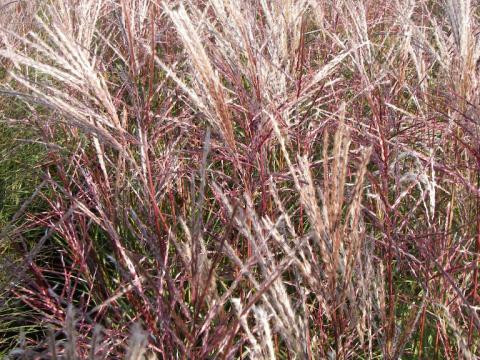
[0,0,479,358]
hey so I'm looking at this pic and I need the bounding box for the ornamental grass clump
[0,0,479,358]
